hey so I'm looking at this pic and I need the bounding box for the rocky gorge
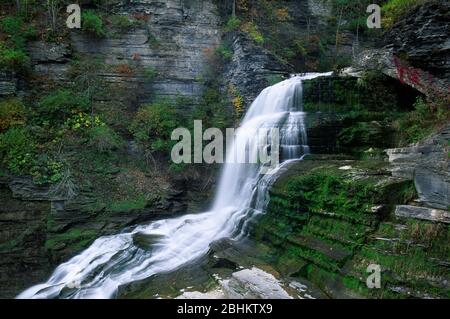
[0,0,449,299]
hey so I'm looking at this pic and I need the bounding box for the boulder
[221,267,293,299]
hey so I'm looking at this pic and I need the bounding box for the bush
[109,14,137,33]
[0,127,63,184]
[88,126,124,153]
[37,89,89,124]
[30,155,63,185]
[382,0,429,27]
[223,15,241,32]
[0,16,36,49]
[82,10,106,37]
[130,101,179,154]
[143,66,159,80]
[0,127,35,175]
[242,21,264,44]
[65,112,105,131]
[0,16,35,72]
[215,43,233,61]
[0,44,30,71]
[266,74,284,86]
[396,96,449,144]
[0,98,26,132]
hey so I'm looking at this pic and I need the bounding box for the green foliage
[0,127,63,184]
[0,127,34,175]
[88,125,124,153]
[191,87,231,130]
[0,43,29,72]
[0,98,26,132]
[82,10,106,37]
[142,66,159,80]
[0,15,36,72]
[130,101,180,154]
[283,171,375,223]
[108,195,147,213]
[396,96,450,144]
[109,14,139,33]
[65,112,105,131]
[45,229,97,251]
[0,15,36,49]
[242,21,264,44]
[223,15,241,32]
[30,155,64,185]
[337,122,389,154]
[382,0,430,27]
[37,89,89,125]
[215,43,233,61]
[266,74,284,86]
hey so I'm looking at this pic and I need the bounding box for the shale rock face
[253,157,449,299]
[384,1,450,82]
[224,34,292,108]
[29,0,222,107]
[355,1,450,96]
[386,124,450,210]
[0,174,202,298]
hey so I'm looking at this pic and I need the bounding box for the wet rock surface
[387,124,450,210]
[251,156,449,299]
[0,173,210,298]
[354,1,450,96]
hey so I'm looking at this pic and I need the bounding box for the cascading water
[18,72,331,299]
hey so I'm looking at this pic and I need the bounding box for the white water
[18,73,331,299]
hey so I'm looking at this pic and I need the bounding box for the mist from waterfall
[18,72,331,299]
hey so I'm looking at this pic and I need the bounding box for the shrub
[65,112,105,131]
[395,96,449,144]
[0,98,26,132]
[37,89,89,124]
[0,127,63,184]
[223,15,241,32]
[82,10,106,37]
[130,101,179,154]
[191,88,231,130]
[228,85,245,119]
[382,0,430,27]
[143,66,159,80]
[266,74,284,86]
[109,14,137,33]
[30,156,63,185]
[88,126,124,153]
[0,16,35,72]
[0,16,36,49]
[242,21,264,44]
[215,43,233,61]
[0,127,35,175]
[0,44,30,71]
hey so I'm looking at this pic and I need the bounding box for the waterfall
[18,72,331,299]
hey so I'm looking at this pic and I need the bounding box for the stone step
[395,205,450,224]
[287,234,353,263]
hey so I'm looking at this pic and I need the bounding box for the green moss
[82,10,106,37]
[107,196,148,213]
[45,229,98,251]
[382,0,430,27]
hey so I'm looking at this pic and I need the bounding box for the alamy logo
[66,4,81,29]
[367,4,381,29]
[366,264,381,289]
[171,121,280,174]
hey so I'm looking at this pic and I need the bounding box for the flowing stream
[18,72,331,299]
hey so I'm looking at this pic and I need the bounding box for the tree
[47,0,61,33]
